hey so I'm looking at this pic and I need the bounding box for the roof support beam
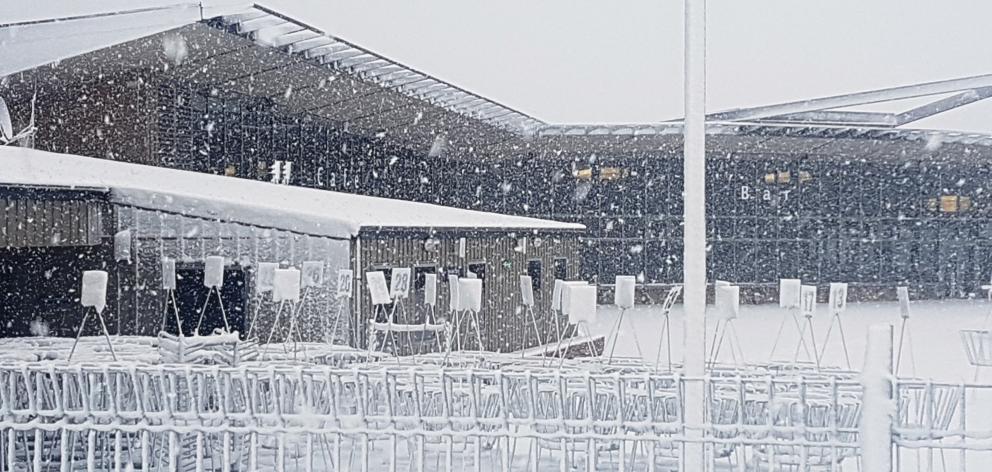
[894,87,992,126]
[287,37,334,54]
[748,110,898,127]
[709,73,992,122]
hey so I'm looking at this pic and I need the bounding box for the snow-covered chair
[897,382,960,443]
[157,330,258,365]
[961,329,992,367]
[750,392,862,470]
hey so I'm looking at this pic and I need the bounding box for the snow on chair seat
[961,329,992,367]
[157,330,258,365]
[750,392,862,469]
[896,381,961,441]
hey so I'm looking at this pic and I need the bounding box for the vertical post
[863,324,894,472]
[683,0,707,470]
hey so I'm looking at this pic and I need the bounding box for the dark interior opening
[165,264,248,338]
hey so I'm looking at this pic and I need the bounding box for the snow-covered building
[5,2,992,300]
[0,147,582,350]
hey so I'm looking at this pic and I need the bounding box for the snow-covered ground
[594,299,992,382]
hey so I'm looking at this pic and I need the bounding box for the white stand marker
[708,282,745,367]
[653,285,683,371]
[519,275,543,357]
[328,269,353,345]
[264,268,302,359]
[159,258,182,335]
[417,273,445,354]
[365,271,393,359]
[793,284,821,369]
[296,261,324,341]
[447,274,461,351]
[196,256,230,335]
[69,270,117,363]
[895,286,916,376]
[818,282,852,369]
[457,278,484,351]
[559,283,599,364]
[607,276,643,361]
[769,278,813,363]
[247,262,277,339]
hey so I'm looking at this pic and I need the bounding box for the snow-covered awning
[0,147,584,239]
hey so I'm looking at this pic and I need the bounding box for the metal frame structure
[218,5,546,135]
[8,3,992,300]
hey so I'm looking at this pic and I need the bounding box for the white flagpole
[682,0,707,469]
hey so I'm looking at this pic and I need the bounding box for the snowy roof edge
[0,147,584,238]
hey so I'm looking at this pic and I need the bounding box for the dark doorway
[0,245,114,338]
[165,264,248,337]
[553,257,569,280]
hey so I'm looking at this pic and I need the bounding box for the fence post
[862,323,894,472]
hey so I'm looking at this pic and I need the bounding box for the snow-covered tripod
[327,269,354,345]
[246,262,277,340]
[792,284,821,369]
[518,275,544,357]
[69,270,117,363]
[195,256,230,335]
[416,272,445,354]
[769,279,815,364]
[558,282,599,365]
[608,276,644,362]
[895,286,916,377]
[262,268,304,360]
[818,282,852,370]
[454,277,485,351]
[159,258,183,336]
[708,282,745,368]
[365,270,401,360]
[654,285,683,371]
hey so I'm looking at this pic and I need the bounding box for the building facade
[4,7,992,301]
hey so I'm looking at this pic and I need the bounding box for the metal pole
[683,0,707,469]
[862,323,894,472]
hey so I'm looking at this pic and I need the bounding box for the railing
[0,359,988,471]
[0,361,868,471]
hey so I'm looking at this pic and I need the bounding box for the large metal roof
[218,5,546,135]
[0,2,544,156]
[3,2,992,162]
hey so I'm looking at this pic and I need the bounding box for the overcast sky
[268,0,992,133]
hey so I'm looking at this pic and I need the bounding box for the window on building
[553,257,568,280]
[930,195,975,213]
[527,259,542,290]
[599,167,626,181]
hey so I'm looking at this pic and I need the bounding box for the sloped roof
[0,1,544,155]
[3,1,990,162]
[0,147,584,238]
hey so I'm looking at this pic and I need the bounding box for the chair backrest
[661,285,683,316]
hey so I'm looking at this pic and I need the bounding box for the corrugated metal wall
[355,230,581,352]
[0,196,106,248]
